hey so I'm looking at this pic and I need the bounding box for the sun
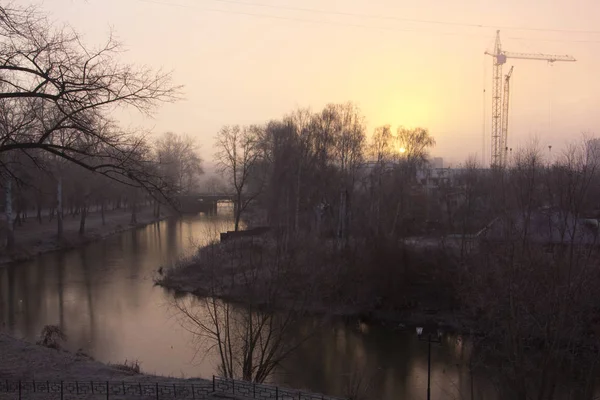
[399,147,406,154]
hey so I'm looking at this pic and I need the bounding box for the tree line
[214,102,438,238]
[213,102,600,397]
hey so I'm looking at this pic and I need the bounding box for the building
[430,157,444,169]
[481,208,599,250]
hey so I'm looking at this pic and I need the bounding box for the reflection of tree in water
[9,256,48,340]
[276,320,413,399]
[276,321,501,400]
[5,265,16,331]
[79,246,96,346]
[165,218,179,262]
[126,229,143,307]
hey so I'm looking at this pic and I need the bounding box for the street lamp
[416,325,443,400]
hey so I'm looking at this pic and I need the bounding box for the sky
[34,0,600,166]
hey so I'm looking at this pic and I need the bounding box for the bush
[111,359,142,374]
[36,325,67,350]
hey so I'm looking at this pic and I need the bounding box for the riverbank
[156,233,469,332]
[0,207,172,265]
[0,333,208,383]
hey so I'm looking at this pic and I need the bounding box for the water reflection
[277,321,498,400]
[0,212,500,399]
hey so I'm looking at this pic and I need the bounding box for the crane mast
[490,32,504,168]
[501,66,514,167]
[485,30,576,168]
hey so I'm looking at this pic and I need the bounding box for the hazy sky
[37,0,600,165]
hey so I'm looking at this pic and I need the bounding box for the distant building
[430,157,444,169]
[481,208,600,250]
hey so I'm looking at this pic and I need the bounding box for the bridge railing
[0,378,344,400]
[0,380,212,400]
[212,376,345,400]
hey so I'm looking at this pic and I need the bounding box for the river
[0,212,498,399]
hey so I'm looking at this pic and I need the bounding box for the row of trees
[0,2,204,248]
[214,102,438,238]
[1,130,204,247]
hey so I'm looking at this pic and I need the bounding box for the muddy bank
[0,207,172,265]
[156,234,469,333]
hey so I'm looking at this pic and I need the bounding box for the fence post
[232,379,235,395]
[253,382,256,399]
[155,382,159,400]
[173,384,176,397]
[60,381,64,400]
[276,386,279,400]
[18,380,21,400]
[192,384,195,400]
[106,381,109,400]
[212,376,215,393]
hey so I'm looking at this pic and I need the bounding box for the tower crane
[500,66,514,167]
[485,30,576,168]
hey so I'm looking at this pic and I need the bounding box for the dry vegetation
[165,100,600,397]
[158,233,459,324]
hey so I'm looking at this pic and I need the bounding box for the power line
[508,36,600,44]
[132,0,600,43]
[134,0,491,39]
[204,0,600,35]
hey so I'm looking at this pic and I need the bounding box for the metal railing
[0,380,213,400]
[212,376,345,400]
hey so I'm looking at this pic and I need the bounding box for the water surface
[0,213,496,399]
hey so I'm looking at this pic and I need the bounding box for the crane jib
[486,30,576,168]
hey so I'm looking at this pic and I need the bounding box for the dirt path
[0,206,170,265]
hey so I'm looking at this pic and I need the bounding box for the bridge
[176,193,236,215]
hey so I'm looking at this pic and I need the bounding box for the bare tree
[0,2,179,193]
[388,126,436,237]
[460,141,600,399]
[173,234,314,383]
[155,132,204,195]
[394,126,436,168]
[215,125,265,232]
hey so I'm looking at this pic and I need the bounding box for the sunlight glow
[399,147,406,154]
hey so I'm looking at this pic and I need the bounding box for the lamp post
[416,326,442,400]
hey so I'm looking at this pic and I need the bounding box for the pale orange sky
[38,0,600,165]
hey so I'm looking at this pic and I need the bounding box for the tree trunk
[130,194,137,225]
[36,200,42,224]
[101,200,106,226]
[5,180,14,249]
[234,194,242,232]
[57,178,63,239]
[294,163,302,232]
[79,199,87,235]
[13,211,21,228]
